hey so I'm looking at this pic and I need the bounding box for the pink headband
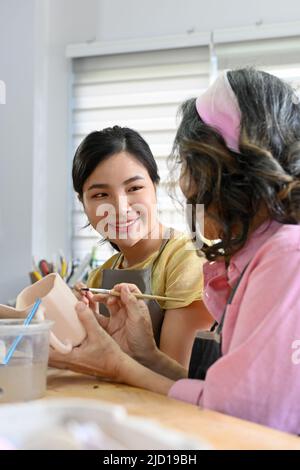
[196,71,241,152]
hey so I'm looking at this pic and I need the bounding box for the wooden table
[46,369,300,450]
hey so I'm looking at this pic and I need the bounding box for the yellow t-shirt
[88,232,205,310]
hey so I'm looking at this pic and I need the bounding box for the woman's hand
[49,298,185,389]
[92,283,158,366]
[73,282,99,314]
[49,302,125,380]
[49,301,175,395]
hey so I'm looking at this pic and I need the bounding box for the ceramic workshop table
[46,369,300,450]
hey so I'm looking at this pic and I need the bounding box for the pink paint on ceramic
[3,273,87,354]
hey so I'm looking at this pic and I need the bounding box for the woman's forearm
[50,349,175,396]
[118,353,175,395]
[137,348,188,381]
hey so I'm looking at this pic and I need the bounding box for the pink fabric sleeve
[168,379,205,405]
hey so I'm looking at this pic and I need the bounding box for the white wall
[42,0,98,261]
[0,0,98,303]
[0,0,36,303]
[97,0,300,41]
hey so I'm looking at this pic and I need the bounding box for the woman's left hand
[49,302,126,380]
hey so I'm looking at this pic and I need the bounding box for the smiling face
[82,152,159,249]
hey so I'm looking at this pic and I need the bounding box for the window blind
[216,36,300,90]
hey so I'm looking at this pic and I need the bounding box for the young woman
[50,69,300,434]
[72,126,212,367]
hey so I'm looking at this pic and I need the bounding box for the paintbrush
[80,288,185,303]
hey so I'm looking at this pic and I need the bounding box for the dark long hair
[171,68,300,261]
[73,126,160,251]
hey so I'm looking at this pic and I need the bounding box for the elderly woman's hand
[49,295,185,389]
[92,283,158,366]
[49,302,126,380]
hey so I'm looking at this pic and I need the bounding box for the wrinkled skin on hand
[92,283,158,362]
[49,284,158,376]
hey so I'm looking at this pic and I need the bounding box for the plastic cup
[0,320,52,403]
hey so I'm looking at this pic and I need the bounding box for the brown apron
[99,231,174,346]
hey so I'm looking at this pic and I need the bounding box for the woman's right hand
[92,283,158,366]
[92,284,188,381]
[73,282,99,314]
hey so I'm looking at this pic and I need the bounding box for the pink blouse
[169,220,300,434]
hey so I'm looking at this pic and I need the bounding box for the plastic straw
[2,298,42,366]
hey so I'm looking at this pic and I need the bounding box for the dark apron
[188,264,248,380]
[100,231,174,346]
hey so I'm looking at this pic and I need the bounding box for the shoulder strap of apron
[152,227,175,269]
[216,262,250,334]
[111,251,123,269]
